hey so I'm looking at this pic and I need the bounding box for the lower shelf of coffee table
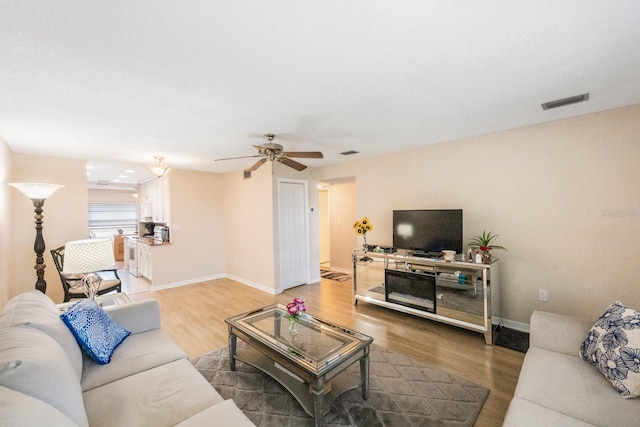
[235,345,361,417]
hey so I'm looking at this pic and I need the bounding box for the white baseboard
[151,273,225,292]
[224,274,278,295]
[309,275,322,284]
[494,317,530,333]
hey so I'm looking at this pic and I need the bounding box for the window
[88,203,138,239]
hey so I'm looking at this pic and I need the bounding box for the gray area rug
[192,342,489,426]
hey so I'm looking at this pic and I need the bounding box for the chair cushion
[61,299,130,365]
[579,301,640,398]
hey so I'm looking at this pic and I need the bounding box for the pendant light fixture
[146,155,168,177]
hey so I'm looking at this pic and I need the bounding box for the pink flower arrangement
[285,297,307,320]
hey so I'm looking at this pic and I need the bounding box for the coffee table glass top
[226,303,373,373]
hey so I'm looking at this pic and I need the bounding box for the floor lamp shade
[9,183,64,200]
[63,239,116,274]
[9,182,64,293]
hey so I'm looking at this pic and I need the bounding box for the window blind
[88,203,138,238]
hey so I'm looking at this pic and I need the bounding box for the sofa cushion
[175,400,256,427]
[83,358,224,427]
[81,328,187,391]
[0,326,89,427]
[0,291,83,380]
[514,347,640,426]
[0,385,77,427]
[503,397,596,426]
[61,299,130,365]
[579,301,640,398]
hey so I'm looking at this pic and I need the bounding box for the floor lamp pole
[32,198,47,293]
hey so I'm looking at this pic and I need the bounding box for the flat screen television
[392,209,463,256]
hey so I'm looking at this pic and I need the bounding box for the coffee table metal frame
[225,303,373,427]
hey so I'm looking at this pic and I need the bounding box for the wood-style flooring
[130,277,523,427]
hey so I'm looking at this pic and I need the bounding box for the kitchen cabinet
[137,242,152,280]
[113,235,124,261]
[139,174,171,224]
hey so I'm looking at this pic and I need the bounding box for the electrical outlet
[539,290,548,302]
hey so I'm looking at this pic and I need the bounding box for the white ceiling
[2,1,640,186]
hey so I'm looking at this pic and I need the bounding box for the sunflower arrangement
[353,217,373,248]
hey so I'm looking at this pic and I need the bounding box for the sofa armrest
[530,310,594,356]
[104,299,161,333]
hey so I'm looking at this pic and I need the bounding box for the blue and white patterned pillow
[579,301,640,398]
[60,299,130,365]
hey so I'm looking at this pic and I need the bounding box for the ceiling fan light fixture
[146,155,168,177]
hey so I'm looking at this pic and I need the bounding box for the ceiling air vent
[541,93,589,110]
[97,180,110,186]
[340,150,360,156]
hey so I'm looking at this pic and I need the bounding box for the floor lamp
[9,182,64,293]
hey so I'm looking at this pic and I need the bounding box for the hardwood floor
[130,277,523,426]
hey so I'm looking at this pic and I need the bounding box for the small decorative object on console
[353,217,373,251]
[468,230,507,264]
[285,297,307,334]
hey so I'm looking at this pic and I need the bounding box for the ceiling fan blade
[245,158,268,172]
[215,155,262,161]
[283,151,324,159]
[278,157,307,171]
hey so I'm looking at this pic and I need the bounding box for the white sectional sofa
[0,291,255,427]
[504,310,640,426]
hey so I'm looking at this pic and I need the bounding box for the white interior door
[278,179,308,290]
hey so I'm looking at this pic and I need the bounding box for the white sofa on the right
[504,310,640,426]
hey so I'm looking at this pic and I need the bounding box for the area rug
[320,269,352,282]
[192,342,489,426]
[495,326,530,354]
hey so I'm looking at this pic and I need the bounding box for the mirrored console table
[352,250,499,345]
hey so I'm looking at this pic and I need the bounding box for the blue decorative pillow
[60,299,130,365]
[579,301,640,398]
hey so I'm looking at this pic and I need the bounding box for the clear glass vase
[288,318,299,334]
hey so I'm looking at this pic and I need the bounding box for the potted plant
[468,230,507,263]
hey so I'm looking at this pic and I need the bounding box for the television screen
[392,209,463,255]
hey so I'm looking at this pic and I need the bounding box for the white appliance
[126,237,140,277]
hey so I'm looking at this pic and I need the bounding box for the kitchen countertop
[136,237,171,246]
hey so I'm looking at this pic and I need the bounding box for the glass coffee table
[225,303,373,427]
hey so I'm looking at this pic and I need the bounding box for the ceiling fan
[215,134,324,172]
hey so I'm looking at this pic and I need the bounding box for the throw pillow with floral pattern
[579,301,640,398]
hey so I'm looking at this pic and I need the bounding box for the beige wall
[223,165,276,291]
[0,138,13,306]
[328,182,357,270]
[149,169,226,286]
[88,188,137,203]
[316,104,640,325]
[10,154,89,303]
